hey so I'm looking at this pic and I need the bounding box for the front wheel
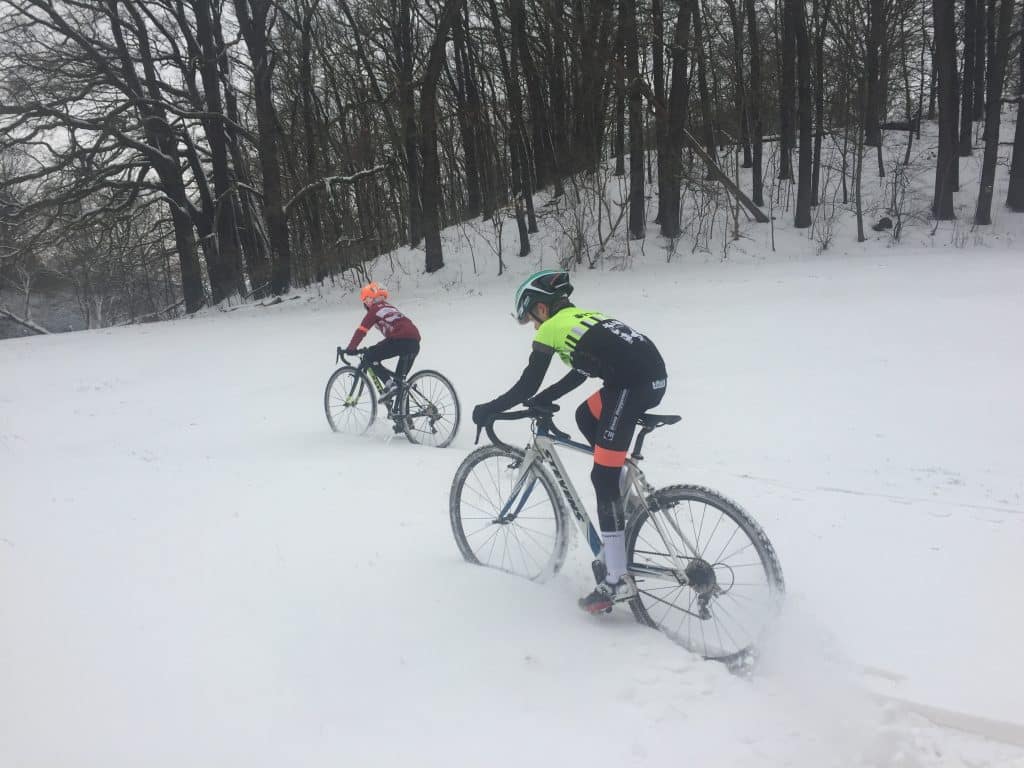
[324,366,377,434]
[449,445,569,581]
[400,369,461,448]
[626,485,784,666]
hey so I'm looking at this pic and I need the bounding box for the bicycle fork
[502,447,607,578]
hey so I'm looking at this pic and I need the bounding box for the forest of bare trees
[1,0,1022,332]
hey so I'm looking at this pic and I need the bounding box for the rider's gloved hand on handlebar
[472,402,498,426]
[345,347,361,355]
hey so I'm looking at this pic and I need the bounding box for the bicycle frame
[343,355,434,424]
[496,423,699,583]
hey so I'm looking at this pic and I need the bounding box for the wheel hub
[685,558,717,596]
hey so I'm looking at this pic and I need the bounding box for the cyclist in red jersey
[346,282,421,403]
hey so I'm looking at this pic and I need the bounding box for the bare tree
[932,0,957,219]
[973,0,1016,224]
[1006,7,1024,211]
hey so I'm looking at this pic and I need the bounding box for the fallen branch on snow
[0,306,49,334]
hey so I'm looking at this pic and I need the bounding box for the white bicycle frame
[497,429,699,584]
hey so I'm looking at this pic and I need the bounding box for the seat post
[631,426,653,460]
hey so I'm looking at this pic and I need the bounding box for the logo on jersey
[602,319,646,344]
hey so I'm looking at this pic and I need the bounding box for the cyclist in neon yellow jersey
[473,270,668,613]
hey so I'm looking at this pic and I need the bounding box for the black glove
[472,402,496,426]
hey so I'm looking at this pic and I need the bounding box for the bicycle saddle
[637,413,681,429]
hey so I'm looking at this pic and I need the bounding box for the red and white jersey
[347,301,420,349]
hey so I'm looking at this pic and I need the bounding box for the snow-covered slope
[4,116,1024,765]
[3,241,1024,766]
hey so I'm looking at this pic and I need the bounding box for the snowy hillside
[3,120,1024,766]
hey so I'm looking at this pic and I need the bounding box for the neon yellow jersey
[533,307,607,366]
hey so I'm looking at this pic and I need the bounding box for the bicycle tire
[450,445,570,581]
[324,366,377,434]
[626,484,784,667]
[400,369,461,448]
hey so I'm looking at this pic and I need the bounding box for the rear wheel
[626,485,784,667]
[324,366,377,434]
[400,369,460,448]
[450,445,569,581]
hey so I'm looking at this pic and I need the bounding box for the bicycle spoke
[711,524,742,567]
[514,522,556,545]
[718,539,756,565]
[698,506,726,561]
[462,522,497,539]
[712,596,757,652]
[465,522,501,541]
[509,524,543,576]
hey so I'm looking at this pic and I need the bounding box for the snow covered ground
[3,242,1023,767]
[4,117,1024,765]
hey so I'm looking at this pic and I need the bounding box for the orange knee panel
[594,446,628,467]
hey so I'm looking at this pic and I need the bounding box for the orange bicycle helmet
[359,281,388,305]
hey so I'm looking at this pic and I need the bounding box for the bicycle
[324,348,461,448]
[449,404,785,668]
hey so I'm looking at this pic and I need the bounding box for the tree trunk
[547,0,567,197]
[928,37,938,119]
[865,0,884,146]
[951,19,961,191]
[724,0,751,168]
[486,0,531,254]
[214,9,268,294]
[195,0,245,302]
[298,0,327,283]
[973,0,1015,223]
[779,0,795,179]
[856,79,866,240]
[959,0,976,156]
[626,0,645,238]
[508,0,538,235]
[615,7,626,177]
[973,0,987,119]
[746,0,764,205]
[932,0,957,219]
[106,0,207,311]
[794,0,812,228]
[653,0,667,222]
[660,0,692,238]
[693,0,717,170]
[235,0,293,295]
[398,0,422,246]
[515,0,553,192]
[811,0,832,206]
[1008,14,1024,212]
[985,0,996,110]
[452,11,482,219]
[421,0,463,273]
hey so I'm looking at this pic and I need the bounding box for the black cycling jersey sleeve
[482,342,554,413]
[533,369,587,404]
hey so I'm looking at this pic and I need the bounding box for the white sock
[602,530,626,583]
